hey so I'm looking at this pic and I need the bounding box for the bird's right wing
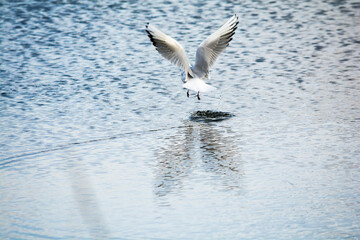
[146,23,193,76]
[193,15,239,78]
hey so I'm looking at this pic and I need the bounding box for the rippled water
[1,0,359,239]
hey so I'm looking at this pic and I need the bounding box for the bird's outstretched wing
[193,15,239,78]
[146,23,193,76]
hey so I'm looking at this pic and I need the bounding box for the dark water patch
[351,2,360,8]
[282,13,293,21]
[1,92,14,99]
[314,45,325,51]
[315,10,327,15]
[329,0,346,7]
[255,57,266,63]
[190,111,234,122]
[296,78,304,84]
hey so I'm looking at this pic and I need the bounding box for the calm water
[1,0,360,239]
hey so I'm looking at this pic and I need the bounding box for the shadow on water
[189,110,234,122]
[154,115,242,202]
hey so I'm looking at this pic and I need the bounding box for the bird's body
[146,15,239,100]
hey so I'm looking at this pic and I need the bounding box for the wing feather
[193,15,239,78]
[146,23,193,76]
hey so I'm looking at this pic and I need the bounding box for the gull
[146,14,239,100]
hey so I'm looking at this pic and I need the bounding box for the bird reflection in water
[65,154,109,239]
[154,119,242,200]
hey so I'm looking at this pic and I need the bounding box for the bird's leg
[187,89,189,98]
[197,91,200,100]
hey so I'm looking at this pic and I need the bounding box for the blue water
[1,0,359,239]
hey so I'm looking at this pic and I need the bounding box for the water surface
[1,0,359,239]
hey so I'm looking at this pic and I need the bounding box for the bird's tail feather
[183,78,216,93]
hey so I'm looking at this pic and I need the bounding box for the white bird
[146,14,239,100]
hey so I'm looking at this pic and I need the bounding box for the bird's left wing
[193,15,239,78]
[146,23,193,76]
